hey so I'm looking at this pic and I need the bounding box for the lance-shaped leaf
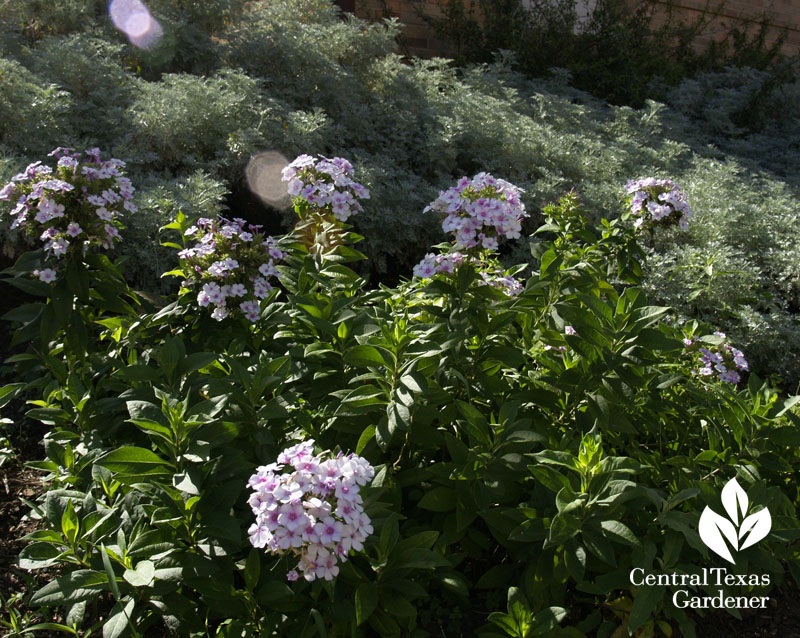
[721,478,748,525]
[698,506,738,563]
[739,508,772,551]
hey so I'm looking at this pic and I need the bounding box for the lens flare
[246,151,292,208]
[109,0,163,50]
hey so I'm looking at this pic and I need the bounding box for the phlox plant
[247,440,375,582]
[171,216,285,322]
[3,149,800,638]
[282,154,370,222]
[0,147,134,281]
[625,177,694,231]
[683,328,750,384]
[413,172,529,297]
[280,154,371,258]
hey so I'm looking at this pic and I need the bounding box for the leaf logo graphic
[698,478,772,564]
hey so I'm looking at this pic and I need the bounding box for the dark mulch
[0,463,43,593]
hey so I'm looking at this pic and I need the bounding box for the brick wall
[352,0,800,58]
[648,0,800,56]
[354,0,455,57]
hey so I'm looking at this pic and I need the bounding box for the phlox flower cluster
[625,178,693,230]
[281,155,370,222]
[412,250,524,296]
[0,148,134,281]
[177,217,284,323]
[683,332,749,384]
[246,440,375,582]
[412,251,466,278]
[424,172,527,250]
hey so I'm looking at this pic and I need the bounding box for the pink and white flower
[282,155,370,222]
[33,268,58,283]
[247,442,375,582]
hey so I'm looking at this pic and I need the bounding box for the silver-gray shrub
[0,0,799,382]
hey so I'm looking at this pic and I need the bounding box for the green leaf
[628,585,664,633]
[379,514,400,557]
[581,528,616,566]
[387,401,411,432]
[375,415,392,449]
[310,609,328,638]
[531,450,580,473]
[547,512,581,546]
[126,400,162,422]
[244,549,260,591]
[178,352,217,376]
[455,400,491,446]
[344,345,388,367]
[18,542,62,570]
[123,560,155,588]
[66,259,90,303]
[666,488,700,510]
[126,530,171,559]
[564,540,586,583]
[488,611,520,636]
[392,531,439,554]
[1,303,42,324]
[103,598,135,638]
[634,329,681,352]
[96,447,172,482]
[30,570,109,605]
[508,519,547,543]
[656,373,684,390]
[630,306,670,329]
[356,425,375,454]
[5,276,53,297]
[40,302,58,346]
[774,395,800,417]
[387,548,449,570]
[439,574,469,598]
[417,487,456,512]
[599,520,640,547]
[399,373,427,393]
[540,247,560,275]
[66,315,88,355]
[383,594,417,618]
[355,583,378,625]
[507,587,531,632]
[528,465,573,493]
[101,544,121,601]
[18,623,79,635]
[173,471,201,496]
[368,609,401,637]
[529,606,567,636]
[128,418,172,439]
[0,383,22,409]
[61,501,79,545]
[577,293,614,326]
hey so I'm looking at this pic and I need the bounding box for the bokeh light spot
[109,0,163,50]
[246,151,292,209]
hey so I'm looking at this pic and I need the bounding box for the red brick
[357,0,800,58]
